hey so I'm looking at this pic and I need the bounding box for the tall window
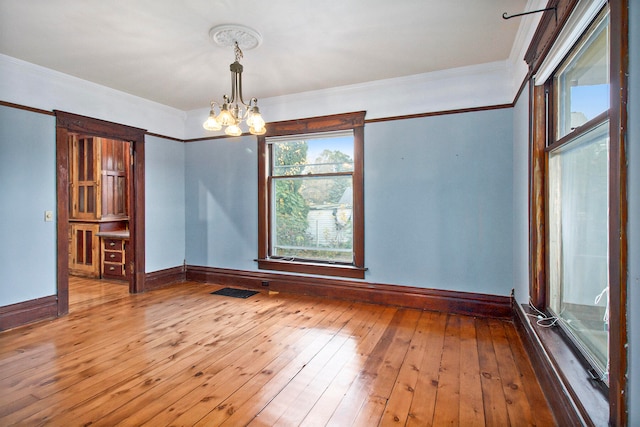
[270,132,354,262]
[547,8,610,382]
[257,112,366,279]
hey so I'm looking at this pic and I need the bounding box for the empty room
[1,1,638,425]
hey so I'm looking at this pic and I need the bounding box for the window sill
[517,304,609,426]
[256,258,366,279]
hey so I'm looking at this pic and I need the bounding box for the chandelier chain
[234,42,243,63]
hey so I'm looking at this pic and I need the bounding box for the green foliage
[272,141,354,261]
[273,140,308,176]
[273,141,311,247]
[275,179,311,246]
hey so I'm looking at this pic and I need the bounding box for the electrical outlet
[44,211,53,222]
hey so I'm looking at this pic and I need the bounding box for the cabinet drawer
[103,239,123,250]
[104,250,123,263]
[103,264,124,277]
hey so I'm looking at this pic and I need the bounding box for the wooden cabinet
[68,135,130,278]
[69,223,100,277]
[101,236,128,280]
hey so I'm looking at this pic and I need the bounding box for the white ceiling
[0,0,529,112]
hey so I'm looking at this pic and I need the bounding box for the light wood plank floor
[0,277,556,426]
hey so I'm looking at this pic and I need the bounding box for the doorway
[55,111,146,316]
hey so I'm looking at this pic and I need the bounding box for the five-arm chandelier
[203,25,266,136]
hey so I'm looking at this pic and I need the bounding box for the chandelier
[203,25,266,136]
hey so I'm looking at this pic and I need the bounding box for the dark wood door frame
[55,111,146,315]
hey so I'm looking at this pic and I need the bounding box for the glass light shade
[249,126,266,135]
[202,112,222,131]
[217,105,236,126]
[248,112,265,131]
[225,124,243,136]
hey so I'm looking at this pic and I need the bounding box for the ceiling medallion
[209,24,263,50]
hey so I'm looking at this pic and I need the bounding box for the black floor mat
[210,287,259,299]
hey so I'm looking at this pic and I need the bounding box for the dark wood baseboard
[513,303,609,426]
[0,296,58,331]
[185,265,513,319]
[144,266,186,290]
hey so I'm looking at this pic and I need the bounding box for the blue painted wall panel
[364,109,513,294]
[145,135,186,272]
[184,136,258,271]
[0,106,56,305]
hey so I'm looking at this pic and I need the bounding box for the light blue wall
[144,135,186,272]
[364,109,513,295]
[184,109,515,297]
[512,84,530,303]
[0,106,56,305]
[627,0,639,423]
[184,136,258,270]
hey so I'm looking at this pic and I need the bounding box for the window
[547,8,610,382]
[528,1,627,424]
[257,112,366,279]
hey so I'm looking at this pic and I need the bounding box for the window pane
[555,11,609,139]
[548,121,609,379]
[272,134,354,176]
[272,175,353,263]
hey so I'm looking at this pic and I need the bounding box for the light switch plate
[44,210,53,222]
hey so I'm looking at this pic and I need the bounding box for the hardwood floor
[0,277,556,426]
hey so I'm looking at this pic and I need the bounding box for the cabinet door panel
[70,135,100,219]
[100,138,130,218]
[69,223,100,277]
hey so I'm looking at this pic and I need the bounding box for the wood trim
[184,134,235,142]
[130,138,145,294]
[0,100,54,116]
[185,265,513,319]
[144,132,184,143]
[56,111,146,141]
[545,111,609,152]
[255,259,366,279]
[352,125,365,268]
[513,77,530,108]
[144,266,186,290]
[364,104,513,124]
[0,296,58,331]
[524,0,579,75]
[257,132,269,261]
[529,84,547,309]
[608,0,628,424]
[513,303,609,426]
[264,111,366,137]
[56,126,70,315]
[55,111,147,310]
[257,111,366,278]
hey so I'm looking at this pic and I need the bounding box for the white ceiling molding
[507,0,548,91]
